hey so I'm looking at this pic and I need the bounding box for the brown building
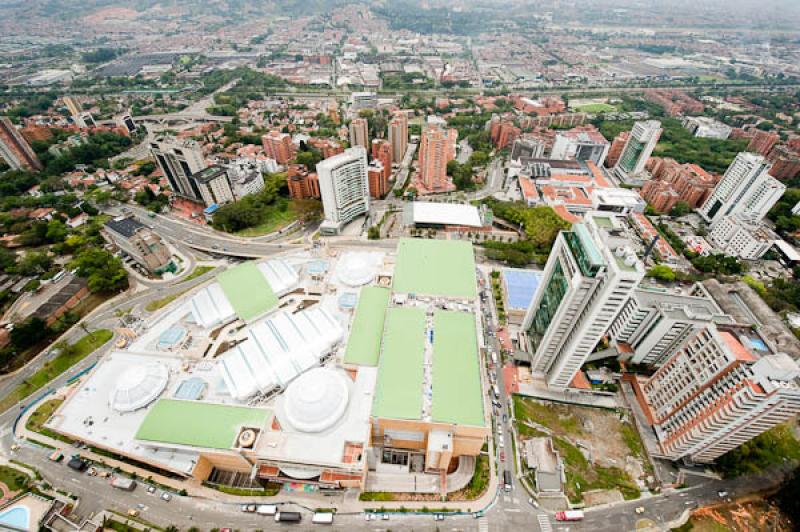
[103,216,172,274]
[417,119,457,194]
[388,112,408,164]
[747,129,780,157]
[643,89,704,116]
[372,140,392,181]
[261,130,295,165]
[309,138,344,160]
[642,157,719,212]
[605,131,630,168]
[286,164,320,200]
[489,117,521,150]
[368,164,389,198]
[768,145,800,181]
[0,117,43,171]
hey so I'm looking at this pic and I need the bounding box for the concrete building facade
[193,165,235,207]
[317,146,370,234]
[0,117,43,171]
[615,120,662,177]
[150,136,207,203]
[699,152,785,226]
[349,118,369,150]
[637,324,800,463]
[522,213,644,388]
[610,284,732,366]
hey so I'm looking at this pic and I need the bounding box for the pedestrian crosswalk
[537,514,552,532]
[478,516,489,532]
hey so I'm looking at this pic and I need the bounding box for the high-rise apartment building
[150,136,206,203]
[373,140,392,182]
[349,118,369,150]
[192,165,235,207]
[63,96,82,119]
[605,131,630,168]
[317,146,369,235]
[615,121,662,177]
[388,112,408,164]
[115,112,137,134]
[550,125,610,166]
[610,284,732,366]
[523,213,644,388]
[637,324,800,463]
[699,152,785,226]
[417,117,457,195]
[0,117,43,171]
[261,130,295,165]
[368,161,389,199]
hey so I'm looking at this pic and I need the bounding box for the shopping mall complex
[45,239,490,494]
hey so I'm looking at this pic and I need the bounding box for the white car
[160,492,172,502]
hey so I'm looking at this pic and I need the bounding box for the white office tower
[609,284,733,366]
[615,120,662,176]
[150,136,206,202]
[707,214,777,260]
[523,213,645,388]
[641,324,800,463]
[699,152,785,226]
[317,146,370,235]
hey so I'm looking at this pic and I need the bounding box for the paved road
[107,204,306,257]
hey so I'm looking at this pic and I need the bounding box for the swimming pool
[0,506,30,530]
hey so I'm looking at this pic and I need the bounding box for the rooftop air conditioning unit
[237,428,258,449]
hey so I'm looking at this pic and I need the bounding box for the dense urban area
[1,0,800,531]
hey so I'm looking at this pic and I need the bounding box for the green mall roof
[372,307,425,421]
[431,310,485,427]
[392,238,477,299]
[217,261,277,322]
[135,399,271,450]
[343,286,391,367]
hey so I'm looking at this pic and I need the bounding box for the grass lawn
[233,203,299,237]
[144,289,191,312]
[574,102,617,113]
[0,330,113,413]
[25,398,72,443]
[359,491,396,502]
[179,265,215,283]
[0,465,31,492]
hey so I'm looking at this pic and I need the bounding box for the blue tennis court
[503,269,542,310]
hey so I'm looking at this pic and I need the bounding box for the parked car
[160,492,172,502]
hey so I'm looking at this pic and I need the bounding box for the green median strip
[0,329,113,413]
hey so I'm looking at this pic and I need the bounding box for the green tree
[17,251,53,276]
[668,201,691,218]
[45,219,68,243]
[647,265,676,282]
[0,248,16,273]
[70,248,128,293]
[11,317,46,350]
